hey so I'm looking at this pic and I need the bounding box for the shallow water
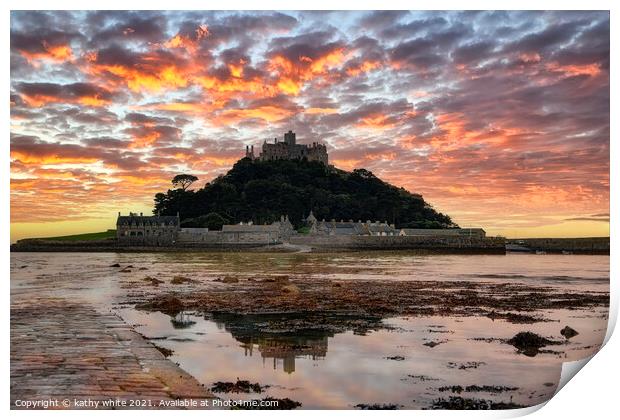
[10,252,610,409]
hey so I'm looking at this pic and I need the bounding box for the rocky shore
[129,273,609,335]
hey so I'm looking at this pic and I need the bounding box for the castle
[245,130,328,165]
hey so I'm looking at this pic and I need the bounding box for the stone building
[116,212,180,246]
[176,216,295,246]
[309,218,397,236]
[399,228,486,238]
[246,130,328,165]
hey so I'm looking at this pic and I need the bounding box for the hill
[153,158,457,230]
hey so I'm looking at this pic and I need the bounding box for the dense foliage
[153,158,457,229]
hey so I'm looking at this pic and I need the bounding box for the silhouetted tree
[172,174,198,191]
[180,212,229,230]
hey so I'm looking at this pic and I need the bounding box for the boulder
[560,326,579,339]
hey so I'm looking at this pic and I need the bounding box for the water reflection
[211,314,331,374]
[171,311,196,329]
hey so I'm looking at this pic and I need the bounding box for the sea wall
[506,237,609,254]
[11,235,504,253]
[289,235,506,253]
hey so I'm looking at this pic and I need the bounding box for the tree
[181,212,229,230]
[172,174,198,191]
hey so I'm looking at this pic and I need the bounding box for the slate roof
[117,215,179,226]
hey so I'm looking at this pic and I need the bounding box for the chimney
[140,212,143,216]
[118,211,121,216]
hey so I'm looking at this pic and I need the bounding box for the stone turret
[305,210,317,225]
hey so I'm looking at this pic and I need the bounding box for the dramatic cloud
[10,11,609,240]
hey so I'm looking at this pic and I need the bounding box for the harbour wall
[506,237,609,254]
[11,235,506,253]
[289,235,506,253]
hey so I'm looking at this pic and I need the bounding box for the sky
[9,10,610,242]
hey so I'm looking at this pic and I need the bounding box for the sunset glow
[10,11,609,242]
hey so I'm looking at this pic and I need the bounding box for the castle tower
[284,130,296,146]
[245,145,255,160]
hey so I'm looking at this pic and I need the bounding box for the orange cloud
[84,50,194,92]
[195,75,278,97]
[214,105,295,124]
[345,60,381,77]
[19,42,73,66]
[546,62,602,78]
[357,114,395,129]
[10,150,99,165]
[20,93,110,108]
[163,24,210,53]
[268,47,348,96]
[305,107,339,114]
[139,102,206,113]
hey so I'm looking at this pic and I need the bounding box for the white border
[4,1,616,420]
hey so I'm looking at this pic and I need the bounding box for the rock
[506,331,557,356]
[281,284,300,294]
[144,276,164,286]
[424,340,447,348]
[430,396,525,410]
[385,355,405,361]
[211,380,265,393]
[355,403,402,410]
[138,267,148,271]
[153,344,174,357]
[221,276,239,284]
[137,295,184,316]
[560,326,579,339]
[119,268,131,273]
[171,276,196,285]
[109,263,121,267]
